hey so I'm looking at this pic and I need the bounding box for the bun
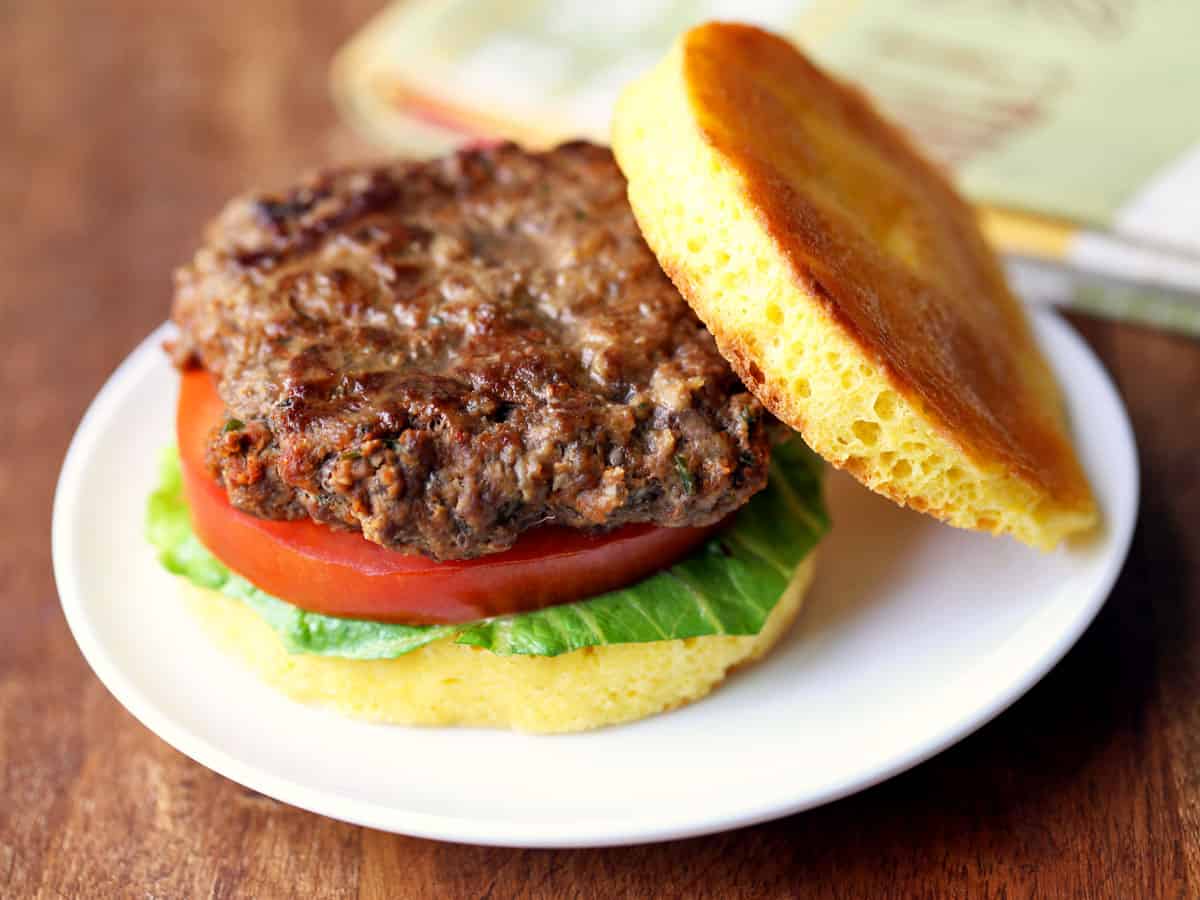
[613,22,1097,549]
[180,555,815,733]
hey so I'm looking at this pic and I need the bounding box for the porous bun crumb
[181,555,815,733]
[612,23,1097,550]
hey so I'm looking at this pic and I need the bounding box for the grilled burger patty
[172,142,770,561]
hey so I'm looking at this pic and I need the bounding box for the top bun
[612,22,1097,549]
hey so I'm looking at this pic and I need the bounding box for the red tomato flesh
[176,369,722,625]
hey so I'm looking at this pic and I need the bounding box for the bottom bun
[182,553,816,733]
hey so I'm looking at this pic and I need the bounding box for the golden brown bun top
[613,23,1097,548]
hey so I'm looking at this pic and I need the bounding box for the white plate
[53,311,1137,848]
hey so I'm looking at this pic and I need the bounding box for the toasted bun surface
[181,554,814,734]
[612,23,1097,549]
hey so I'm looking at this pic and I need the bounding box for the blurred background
[335,0,1200,335]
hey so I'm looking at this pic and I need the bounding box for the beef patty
[172,142,770,560]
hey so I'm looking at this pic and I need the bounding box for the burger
[146,23,1097,733]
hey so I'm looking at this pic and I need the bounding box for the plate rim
[52,311,1139,848]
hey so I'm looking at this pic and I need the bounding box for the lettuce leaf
[147,440,827,659]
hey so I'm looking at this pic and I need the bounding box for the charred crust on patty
[172,142,770,560]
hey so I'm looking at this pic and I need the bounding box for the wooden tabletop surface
[5,2,1199,896]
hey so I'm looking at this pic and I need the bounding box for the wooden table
[5,2,1199,896]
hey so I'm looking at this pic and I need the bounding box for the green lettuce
[147,440,827,659]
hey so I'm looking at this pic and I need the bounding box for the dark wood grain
[3,2,1198,897]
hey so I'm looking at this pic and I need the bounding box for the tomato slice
[177,369,722,625]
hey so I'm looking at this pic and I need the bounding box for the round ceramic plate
[54,310,1137,848]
